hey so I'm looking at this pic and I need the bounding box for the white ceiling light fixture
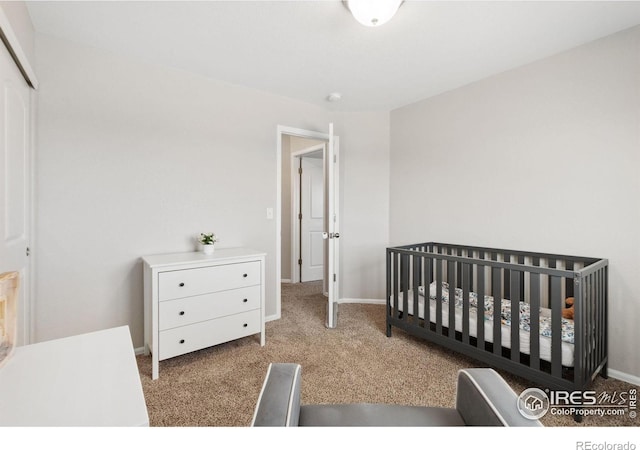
[346,0,403,27]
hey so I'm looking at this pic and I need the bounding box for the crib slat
[595,267,607,374]
[598,268,606,372]
[566,260,575,298]
[603,266,609,373]
[448,259,456,339]
[592,272,600,380]
[589,273,595,381]
[590,272,596,381]
[585,274,592,383]
[386,249,390,302]
[518,255,526,301]
[529,272,540,371]
[468,248,475,290]
[413,255,420,327]
[424,257,432,327]
[595,271,601,375]
[550,275,562,378]
[455,247,461,287]
[510,269,520,362]
[599,268,605,372]
[597,269,603,376]
[589,272,596,380]
[592,272,601,384]
[575,275,585,385]
[592,271,598,378]
[603,266,609,376]
[436,259,443,335]
[492,266,502,357]
[392,252,398,321]
[503,252,511,302]
[386,249,392,333]
[401,254,409,325]
[477,263,485,350]
[462,263,470,344]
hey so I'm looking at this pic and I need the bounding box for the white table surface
[0,326,149,426]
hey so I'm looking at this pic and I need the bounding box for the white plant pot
[202,244,215,255]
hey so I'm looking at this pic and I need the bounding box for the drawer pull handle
[179,311,185,316]
[179,339,185,344]
[243,323,248,327]
[243,273,248,278]
[179,282,185,287]
[243,298,248,303]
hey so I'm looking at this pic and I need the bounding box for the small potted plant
[198,232,218,255]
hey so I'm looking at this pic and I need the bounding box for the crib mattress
[390,286,575,367]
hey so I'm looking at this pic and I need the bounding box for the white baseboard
[134,346,145,356]
[280,279,292,283]
[607,369,640,387]
[339,298,385,305]
[265,313,281,322]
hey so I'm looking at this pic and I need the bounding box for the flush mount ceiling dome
[346,0,403,27]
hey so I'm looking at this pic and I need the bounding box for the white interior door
[0,41,31,345]
[326,124,340,328]
[300,155,324,282]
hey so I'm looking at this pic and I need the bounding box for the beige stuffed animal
[562,297,574,320]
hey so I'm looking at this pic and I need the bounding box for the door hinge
[298,167,302,174]
[26,247,30,256]
[298,213,302,220]
[333,155,336,163]
[298,259,302,266]
[333,274,336,282]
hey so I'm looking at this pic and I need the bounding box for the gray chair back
[251,363,302,426]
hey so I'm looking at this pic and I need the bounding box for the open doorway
[276,125,340,328]
[292,145,326,286]
[281,136,327,289]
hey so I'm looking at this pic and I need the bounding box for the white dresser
[142,248,266,380]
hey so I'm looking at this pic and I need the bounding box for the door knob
[322,232,329,240]
[335,233,340,238]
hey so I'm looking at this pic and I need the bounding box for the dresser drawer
[158,261,260,301]
[158,309,261,361]
[159,285,260,331]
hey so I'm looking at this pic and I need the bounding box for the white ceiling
[26,0,640,112]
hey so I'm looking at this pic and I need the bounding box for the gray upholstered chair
[251,363,542,427]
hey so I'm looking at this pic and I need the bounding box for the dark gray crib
[386,242,608,396]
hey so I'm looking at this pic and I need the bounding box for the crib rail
[386,242,608,393]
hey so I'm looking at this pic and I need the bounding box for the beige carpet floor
[136,281,638,428]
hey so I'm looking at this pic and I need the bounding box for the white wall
[34,34,392,347]
[331,112,390,301]
[34,34,333,346]
[390,26,640,379]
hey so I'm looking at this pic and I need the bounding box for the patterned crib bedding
[417,282,575,345]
